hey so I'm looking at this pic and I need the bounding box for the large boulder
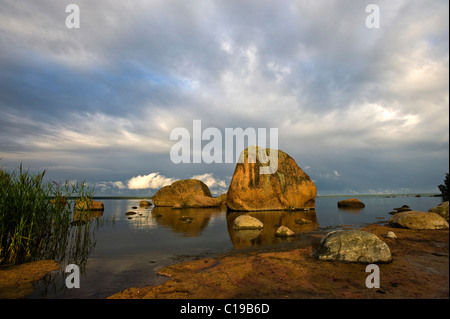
[315,230,392,263]
[337,198,365,208]
[428,201,449,221]
[389,211,449,230]
[179,194,222,208]
[152,179,214,207]
[227,146,316,211]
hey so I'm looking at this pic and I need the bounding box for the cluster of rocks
[149,146,449,265]
[231,214,296,237]
[314,202,449,263]
[125,200,152,218]
[149,147,317,241]
[384,202,449,230]
[151,147,317,212]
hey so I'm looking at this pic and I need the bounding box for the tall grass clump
[0,164,93,265]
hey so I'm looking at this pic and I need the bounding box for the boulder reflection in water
[227,210,319,248]
[151,207,224,237]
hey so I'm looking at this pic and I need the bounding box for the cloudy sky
[0,0,448,196]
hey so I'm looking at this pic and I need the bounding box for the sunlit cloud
[127,172,175,190]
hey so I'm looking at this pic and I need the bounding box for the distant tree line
[438,173,449,199]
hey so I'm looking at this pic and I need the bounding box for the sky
[0,0,448,196]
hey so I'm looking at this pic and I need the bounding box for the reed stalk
[0,164,94,265]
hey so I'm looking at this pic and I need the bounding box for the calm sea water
[30,195,444,299]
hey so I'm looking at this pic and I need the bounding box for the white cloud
[112,181,126,189]
[94,172,228,195]
[127,172,175,190]
[90,180,126,193]
[191,173,227,189]
[318,170,341,181]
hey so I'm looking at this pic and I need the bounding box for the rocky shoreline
[108,147,447,299]
[1,147,448,299]
[109,222,448,299]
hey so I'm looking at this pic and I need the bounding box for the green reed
[0,164,94,265]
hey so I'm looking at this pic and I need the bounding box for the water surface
[29,195,444,298]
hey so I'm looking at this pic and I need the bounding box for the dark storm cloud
[0,0,448,195]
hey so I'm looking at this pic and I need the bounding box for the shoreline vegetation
[0,165,99,266]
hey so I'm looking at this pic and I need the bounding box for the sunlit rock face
[152,179,215,207]
[227,147,316,211]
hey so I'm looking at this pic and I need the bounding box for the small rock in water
[275,226,295,237]
[233,215,264,230]
[125,211,137,215]
[295,218,312,225]
[337,198,365,208]
[386,231,397,239]
[140,200,152,207]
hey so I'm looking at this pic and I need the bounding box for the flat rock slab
[315,230,392,263]
[389,211,449,230]
[0,260,59,299]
